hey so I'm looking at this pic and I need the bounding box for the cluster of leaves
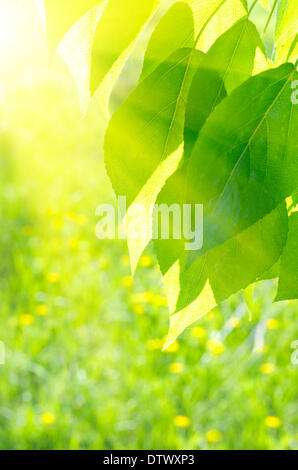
[41,0,297,345]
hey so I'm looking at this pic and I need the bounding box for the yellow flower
[67,211,86,225]
[229,317,241,328]
[147,339,164,350]
[122,276,133,288]
[68,238,79,249]
[207,339,225,356]
[52,218,63,230]
[131,292,155,303]
[19,314,34,326]
[22,226,33,236]
[266,318,280,329]
[164,341,179,353]
[41,412,56,425]
[139,255,153,267]
[191,326,206,339]
[76,214,87,225]
[121,255,130,267]
[206,429,222,443]
[152,295,168,307]
[174,415,190,428]
[132,303,145,315]
[265,416,281,428]
[260,363,275,374]
[46,272,60,283]
[254,344,268,354]
[169,362,184,374]
[36,305,49,316]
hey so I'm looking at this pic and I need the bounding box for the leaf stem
[248,0,259,17]
[261,0,278,39]
[194,0,228,47]
[286,34,298,62]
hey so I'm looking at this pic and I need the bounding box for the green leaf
[258,260,280,280]
[104,47,202,207]
[275,32,298,65]
[90,0,155,95]
[276,210,298,301]
[108,4,169,114]
[104,0,246,273]
[104,47,203,272]
[184,17,263,159]
[186,63,297,266]
[201,17,266,94]
[153,66,227,274]
[44,0,101,51]
[108,0,246,115]
[275,0,297,62]
[140,2,195,82]
[155,16,269,273]
[163,203,288,348]
[184,67,227,160]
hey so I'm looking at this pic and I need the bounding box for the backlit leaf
[140,2,195,81]
[186,63,297,265]
[44,0,101,51]
[276,210,298,300]
[104,47,203,273]
[275,0,297,63]
[90,0,156,95]
[163,203,288,347]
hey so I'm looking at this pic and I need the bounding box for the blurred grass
[0,68,297,451]
[0,0,297,451]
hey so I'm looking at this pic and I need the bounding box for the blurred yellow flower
[170,362,184,374]
[52,218,63,230]
[68,238,79,249]
[164,341,179,353]
[146,339,164,350]
[265,416,281,428]
[206,429,222,443]
[152,295,168,307]
[266,318,280,329]
[132,303,145,315]
[41,412,56,425]
[22,226,33,236]
[131,292,155,304]
[20,314,34,326]
[67,211,87,225]
[191,326,206,339]
[121,255,130,267]
[174,415,190,428]
[139,255,153,267]
[76,214,87,225]
[260,363,275,374]
[46,272,60,283]
[36,305,49,316]
[254,344,268,354]
[122,276,133,288]
[207,339,225,356]
[229,317,241,328]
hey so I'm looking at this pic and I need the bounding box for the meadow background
[0,0,297,450]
